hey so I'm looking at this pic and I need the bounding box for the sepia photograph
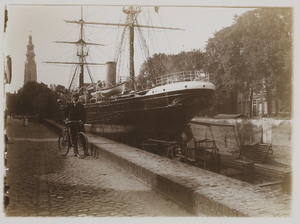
[1,0,298,222]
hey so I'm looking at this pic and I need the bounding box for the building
[237,91,290,118]
[237,91,267,117]
[24,35,37,84]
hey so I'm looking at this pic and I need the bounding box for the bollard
[24,116,28,127]
[21,116,25,126]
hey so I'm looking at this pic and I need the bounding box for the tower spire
[24,34,37,84]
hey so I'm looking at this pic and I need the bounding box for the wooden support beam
[256,181,284,187]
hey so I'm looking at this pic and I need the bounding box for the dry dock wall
[43,119,291,217]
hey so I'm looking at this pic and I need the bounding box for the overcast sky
[2,1,297,94]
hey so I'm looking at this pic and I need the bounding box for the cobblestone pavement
[4,118,193,217]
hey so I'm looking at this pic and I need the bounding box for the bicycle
[58,120,88,159]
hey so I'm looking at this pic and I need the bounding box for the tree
[204,8,292,117]
[6,93,17,117]
[204,25,250,115]
[235,8,292,116]
[9,81,64,119]
[137,50,205,88]
[55,84,69,95]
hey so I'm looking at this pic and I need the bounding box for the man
[65,93,86,148]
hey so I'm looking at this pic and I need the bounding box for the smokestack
[106,61,117,86]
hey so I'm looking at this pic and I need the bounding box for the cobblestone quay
[4,118,192,217]
[44,119,292,217]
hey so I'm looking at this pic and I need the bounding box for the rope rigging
[84,62,95,84]
[114,18,129,81]
[46,6,184,91]
[68,65,79,91]
[136,21,150,60]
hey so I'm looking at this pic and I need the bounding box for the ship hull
[84,86,214,139]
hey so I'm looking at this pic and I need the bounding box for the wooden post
[281,171,292,194]
[233,125,240,157]
[261,119,263,143]
[181,132,187,163]
[242,162,255,183]
[204,149,206,170]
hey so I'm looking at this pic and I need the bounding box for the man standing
[65,93,86,146]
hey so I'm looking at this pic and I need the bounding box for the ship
[45,6,216,141]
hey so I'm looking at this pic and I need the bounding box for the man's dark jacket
[65,101,86,122]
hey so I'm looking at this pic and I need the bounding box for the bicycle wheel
[74,132,88,159]
[58,131,70,156]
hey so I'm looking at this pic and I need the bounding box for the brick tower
[24,35,37,84]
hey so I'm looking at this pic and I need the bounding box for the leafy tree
[55,84,69,95]
[204,25,248,115]
[6,93,17,117]
[137,50,205,88]
[204,8,292,117]
[8,81,64,119]
[235,8,292,116]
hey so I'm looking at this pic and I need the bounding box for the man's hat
[73,92,80,99]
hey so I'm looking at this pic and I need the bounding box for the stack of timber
[221,155,254,171]
[222,155,290,179]
[255,163,291,179]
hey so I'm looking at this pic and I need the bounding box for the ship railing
[155,70,210,86]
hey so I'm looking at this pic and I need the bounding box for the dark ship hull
[84,80,215,139]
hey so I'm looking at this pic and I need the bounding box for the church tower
[24,34,37,84]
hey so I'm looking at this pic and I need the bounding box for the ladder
[250,143,273,164]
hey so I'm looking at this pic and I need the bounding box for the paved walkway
[4,118,193,217]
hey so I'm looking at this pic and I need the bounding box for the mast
[43,6,106,91]
[64,6,183,92]
[79,7,84,88]
[45,6,184,91]
[129,10,135,90]
[123,6,141,91]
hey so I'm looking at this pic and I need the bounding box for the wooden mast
[123,6,141,91]
[79,7,84,89]
[129,9,135,91]
[66,6,183,92]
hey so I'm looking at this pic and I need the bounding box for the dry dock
[43,119,291,217]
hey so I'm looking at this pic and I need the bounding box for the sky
[2,2,257,93]
[2,0,298,94]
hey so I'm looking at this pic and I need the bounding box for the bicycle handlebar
[64,120,82,125]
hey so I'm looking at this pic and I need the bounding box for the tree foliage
[7,82,65,119]
[137,49,205,88]
[204,8,292,116]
